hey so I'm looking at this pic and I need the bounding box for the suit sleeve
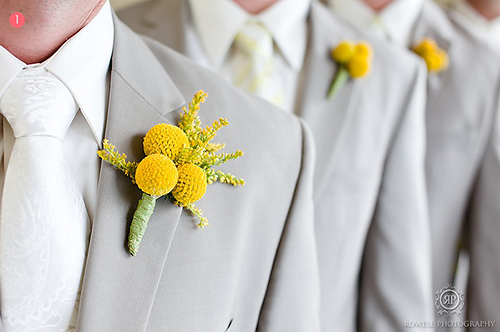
[359,61,435,331]
[256,119,320,332]
[466,101,500,326]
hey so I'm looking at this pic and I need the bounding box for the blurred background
[110,0,147,10]
[110,0,454,10]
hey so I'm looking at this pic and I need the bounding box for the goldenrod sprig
[216,150,245,165]
[167,193,209,228]
[178,91,205,141]
[205,169,245,186]
[201,118,229,143]
[176,91,243,177]
[205,143,225,153]
[97,139,138,181]
[168,91,245,227]
[198,150,243,169]
[181,203,209,228]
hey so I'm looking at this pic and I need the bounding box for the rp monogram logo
[435,284,465,317]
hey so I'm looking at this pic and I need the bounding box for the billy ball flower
[412,38,438,57]
[135,154,178,196]
[331,41,355,63]
[143,123,189,160]
[172,164,207,205]
[328,40,374,99]
[348,55,371,78]
[412,38,449,73]
[348,43,372,78]
[425,49,449,72]
[353,42,373,60]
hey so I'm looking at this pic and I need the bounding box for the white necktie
[0,67,88,331]
[233,21,285,108]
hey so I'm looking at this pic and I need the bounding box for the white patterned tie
[233,21,285,107]
[0,67,88,331]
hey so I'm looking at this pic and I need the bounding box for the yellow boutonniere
[412,38,449,73]
[328,41,373,99]
[98,91,245,256]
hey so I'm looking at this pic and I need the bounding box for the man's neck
[232,0,279,14]
[0,0,106,64]
[363,0,394,12]
[467,0,500,21]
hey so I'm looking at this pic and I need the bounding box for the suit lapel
[410,1,454,110]
[298,3,365,186]
[77,17,186,331]
[140,0,186,53]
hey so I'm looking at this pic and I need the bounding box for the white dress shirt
[328,0,424,47]
[0,0,114,224]
[447,0,500,52]
[185,0,310,112]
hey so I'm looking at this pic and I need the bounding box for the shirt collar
[0,47,25,99]
[0,0,114,145]
[329,0,424,47]
[451,0,500,42]
[187,0,310,71]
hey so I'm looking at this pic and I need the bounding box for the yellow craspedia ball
[332,41,355,63]
[143,123,189,160]
[172,164,207,205]
[135,154,178,196]
[424,50,448,72]
[413,38,437,57]
[353,42,373,59]
[435,49,449,71]
[348,56,371,78]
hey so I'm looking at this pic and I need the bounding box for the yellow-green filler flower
[98,91,245,256]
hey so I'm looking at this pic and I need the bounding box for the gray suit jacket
[119,1,434,331]
[413,2,500,329]
[70,15,319,331]
[323,0,500,329]
[416,0,499,288]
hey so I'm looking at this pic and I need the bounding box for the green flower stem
[328,66,350,100]
[128,193,158,256]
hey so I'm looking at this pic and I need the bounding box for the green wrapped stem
[128,193,157,256]
[328,66,350,100]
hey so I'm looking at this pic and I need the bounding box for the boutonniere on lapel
[98,91,245,256]
[412,38,449,73]
[328,40,373,99]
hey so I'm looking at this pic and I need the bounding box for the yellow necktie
[233,21,285,108]
[373,16,392,42]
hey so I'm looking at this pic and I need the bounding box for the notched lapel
[77,17,187,331]
[410,1,454,109]
[298,4,365,178]
[141,0,186,53]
